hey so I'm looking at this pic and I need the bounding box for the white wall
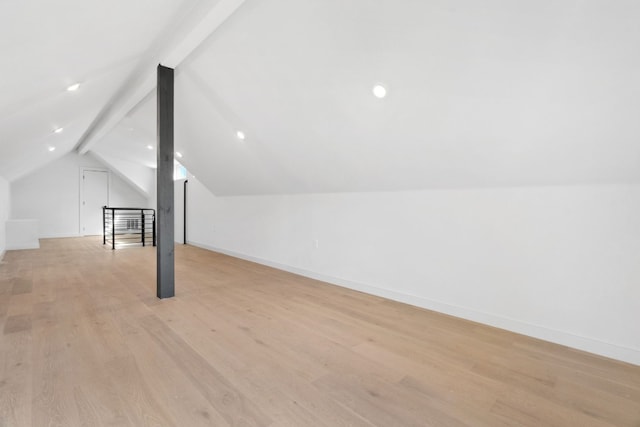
[0,175,10,258]
[91,151,155,198]
[11,152,148,238]
[174,179,186,244]
[187,179,640,365]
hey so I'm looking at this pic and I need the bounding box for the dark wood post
[156,64,175,299]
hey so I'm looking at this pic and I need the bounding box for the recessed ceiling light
[175,151,183,158]
[54,127,63,134]
[48,146,56,152]
[67,83,80,92]
[372,84,387,99]
[147,145,154,150]
[236,131,245,140]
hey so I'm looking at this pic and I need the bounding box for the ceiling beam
[76,0,246,155]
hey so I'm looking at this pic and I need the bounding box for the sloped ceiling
[3,0,640,195]
[0,0,230,181]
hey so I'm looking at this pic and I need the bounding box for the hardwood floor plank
[3,314,32,335]
[138,314,272,426]
[156,296,379,426]
[314,372,469,427]
[352,342,510,426]
[474,351,640,426]
[11,278,33,296]
[0,330,32,427]
[104,355,176,426]
[0,237,638,426]
[73,384,132,427]
[31,318,82,426]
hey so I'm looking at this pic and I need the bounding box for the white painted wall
[174,179,186,244]
[11,152,148,238]
[186,179,640,365]
[91,151,155,198]
[0,175,10,258]
[5,219,39,250]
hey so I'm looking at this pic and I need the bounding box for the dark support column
[156,64,175,299]
[184,179,188,245]
[141,210,146,247]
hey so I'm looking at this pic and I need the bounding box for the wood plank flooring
[0,237,639,426]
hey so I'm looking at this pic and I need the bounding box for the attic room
[1,0,639,426]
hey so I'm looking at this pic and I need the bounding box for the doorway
[81,169,109,236]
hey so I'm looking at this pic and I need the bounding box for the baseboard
[0,249,5,262]
[189,240,640,366]
[5,243,40,250]
[39,233,81,239]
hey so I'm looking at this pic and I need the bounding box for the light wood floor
[1,237,639,427]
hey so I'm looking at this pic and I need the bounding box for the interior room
[1,1,639,425]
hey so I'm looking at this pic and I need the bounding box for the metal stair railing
[102,206,156,250]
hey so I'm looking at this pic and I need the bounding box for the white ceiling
[3,0,640,195]
[0,0,228,180]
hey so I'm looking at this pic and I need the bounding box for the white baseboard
[0,249,4,262]
[5,243,40,250]
[189,240,640,366]
[40,233,81,239]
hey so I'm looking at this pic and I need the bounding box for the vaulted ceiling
[2,0,640,196]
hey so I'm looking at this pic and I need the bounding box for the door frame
[79,167,110,236]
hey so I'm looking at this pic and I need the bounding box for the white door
[82,170,109,235]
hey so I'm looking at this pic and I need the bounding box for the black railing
[102,206,156,250]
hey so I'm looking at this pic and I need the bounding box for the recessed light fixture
[54,127,63,134]
[175,151,183,158]
[372,84,387,99]
[236,131,245,140]
[48,146,56,152]
[67,83,80,92]
[147,145,153,150]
